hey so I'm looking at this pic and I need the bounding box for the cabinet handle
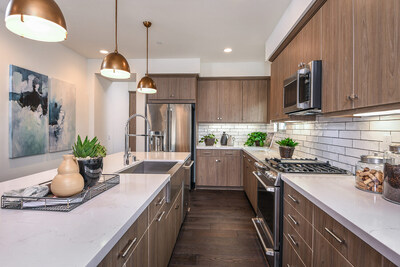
[287,214,298,225]
[287,194,298,203]
[324,227,344,244]
[120,237,137,258]
[225,153,233,155]
[215,159,221,162]
[170,94,175,97]
[157,211,166,222]
[155,197,165,206]
[175,204,180,209]
[287,233,297,246]
[348,94,359,101]
[247,159,251,162]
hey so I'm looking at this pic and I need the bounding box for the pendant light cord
[115,0,118,52]
[146,25,149,75]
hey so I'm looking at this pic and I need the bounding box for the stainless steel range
[252,158,348,267]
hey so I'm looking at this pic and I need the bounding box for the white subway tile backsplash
[346,147,370,158]
[323,130,339,138]
[361,131,390,141]
[353,140,380,151]
[345,122,370,130]
[339,131,361,139]
[370,121,400,131]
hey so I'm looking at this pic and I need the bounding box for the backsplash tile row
[198,123,269,146]
[272,115,400,173]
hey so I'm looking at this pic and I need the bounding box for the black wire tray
[1,174,120,212]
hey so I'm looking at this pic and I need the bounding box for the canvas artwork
[48,78,76,152]
[9,65,48,158]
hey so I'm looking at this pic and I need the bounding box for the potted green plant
[245,132,267,147]
[72,135,107,188]
[199,134,218,146]
[276,138,299,158]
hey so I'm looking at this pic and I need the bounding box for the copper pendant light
[100,0,130,80]
[137,21,157,94]
[4,0,67,42]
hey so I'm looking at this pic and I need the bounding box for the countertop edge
[87,176,170,267]
[281,175,400,265]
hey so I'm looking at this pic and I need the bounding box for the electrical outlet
[382,135,392,151]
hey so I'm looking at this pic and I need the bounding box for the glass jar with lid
[383,144,400,204]
[355,154,384,193]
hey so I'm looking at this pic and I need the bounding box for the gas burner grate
[265,158,348,174]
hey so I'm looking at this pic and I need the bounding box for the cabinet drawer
[98,208,148,267]
[220,150,240,157]
[149,186,167,221]
[284,183,313,223]
[283,216,312,267]
[282,233,306,267]
[284,199,313,247]
[198,149,220,157]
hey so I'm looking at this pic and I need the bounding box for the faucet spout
[124,114,151,165]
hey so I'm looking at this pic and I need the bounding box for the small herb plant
[199,134,218,144]
[245,132,267,147]
[72,135,107,159]
[276,138,299,147]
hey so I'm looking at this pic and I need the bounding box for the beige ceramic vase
[51,155,84,197]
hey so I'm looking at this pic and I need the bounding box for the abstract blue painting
[9,65,48,158]
[48,79,76,152]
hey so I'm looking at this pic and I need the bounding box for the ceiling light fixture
[224,48,232,53]
[353,109,400,117]
[5,0,67,42]
[137,21,157,94]
[99,49,109,54]
[100,0,130,79]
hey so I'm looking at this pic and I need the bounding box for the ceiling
[0,0,291,62]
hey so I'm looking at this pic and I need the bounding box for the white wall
[0,17,89,182]
[265,0,315,61]
[200,62,270,77]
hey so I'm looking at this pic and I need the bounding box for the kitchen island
[0,151,190,267]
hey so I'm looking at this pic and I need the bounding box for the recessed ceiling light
[99,49,109,54]
[224,48,232,53]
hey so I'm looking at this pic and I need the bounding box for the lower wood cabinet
[282,183,397,267]
[99,182,184,267]
[242,151,257,212]
[196,149,241,187]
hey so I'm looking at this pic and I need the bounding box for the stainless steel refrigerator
[146,103,195,217]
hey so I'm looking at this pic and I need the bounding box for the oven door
[283,74,299,114]
[297,67,312,110]
[252,171,281,267]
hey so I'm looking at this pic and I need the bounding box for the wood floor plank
[168,189,267,267]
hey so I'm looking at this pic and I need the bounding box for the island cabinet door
[123,231,149,267]
[196,155,219,186]
[149,203,168,267]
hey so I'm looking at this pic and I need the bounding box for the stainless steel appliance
[146,103,196,215]
[252,158,348,266]
[150,131,164,151]
[283,60,322,115]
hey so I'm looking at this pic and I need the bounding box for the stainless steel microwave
[283,60,322,115]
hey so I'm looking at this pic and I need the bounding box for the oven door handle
[252,218,275,257]
[253,171,275,192]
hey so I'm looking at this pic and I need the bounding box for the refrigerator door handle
[167,106,172,152]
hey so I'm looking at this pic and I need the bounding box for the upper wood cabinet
[147,74,197,103]
[354,0,400,108]
[197,78,269,123]
[270,51,289,121]
[302,10,322,64]
[321,0,354,113]
[242,80,268,123]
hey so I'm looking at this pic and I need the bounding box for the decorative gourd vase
[51,155,84,197]
[77,157,103,188]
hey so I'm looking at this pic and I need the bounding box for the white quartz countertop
[0,151,190,267]
[281,173,400,265]
[196,145,281,165]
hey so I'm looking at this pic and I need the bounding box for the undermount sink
[119,161,179,174]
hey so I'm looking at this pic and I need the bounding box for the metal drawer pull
[287,233,297,246]
[287,194,298,203]
[215,159,221,162]
[157,211,166,222]
[120,237,137,258]
[183,161,194,169]
[252,218,275,256]
[324,227,344,244]
[155,197,165,206]
[175,204,180,209]
[288,214,298,225]
[248,159,251,162]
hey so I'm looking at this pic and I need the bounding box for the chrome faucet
[124,114,151,165]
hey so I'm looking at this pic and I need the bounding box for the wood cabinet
[282,182,397,267]
[196,149,242,187]
[147,74,197,103]
[242,151,258,212]
[197,78,269,123]
[149,203,169,267]
[270,50,289,121]
[353,0,400,109]
[242,80,268,123]
[123,231,149,267]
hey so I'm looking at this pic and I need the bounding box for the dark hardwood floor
[169,190,267,267]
